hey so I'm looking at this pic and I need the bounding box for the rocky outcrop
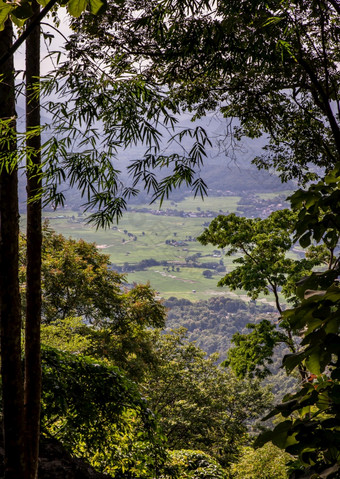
[0,434,113,479]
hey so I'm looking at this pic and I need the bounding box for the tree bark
[0,19,26,479]
[25,2,42,478]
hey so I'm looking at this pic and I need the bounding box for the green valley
[32,191,291,303]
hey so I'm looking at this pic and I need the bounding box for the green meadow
[132,195,241,212]
[23,194,287,304]
[257,190,293,200]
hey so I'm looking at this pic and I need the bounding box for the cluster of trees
[165,296,275,358]
[198,208,339,382]
[114,258,174,273]
[237,194,289,218]
[112,256,226,274]
[1,0,340,478]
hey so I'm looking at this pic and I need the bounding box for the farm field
[38,212,236,301]
[21,193,291,304]
[257,190,293,200]
[131,195,241,213]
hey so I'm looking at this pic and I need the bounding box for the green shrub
[161,449,228,479]
[230,443,291,479]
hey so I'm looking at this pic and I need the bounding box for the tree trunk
[25,2,42,478]
[0,19,26,479]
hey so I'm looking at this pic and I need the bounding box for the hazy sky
[15,9,72,122]
[15,9,72,77]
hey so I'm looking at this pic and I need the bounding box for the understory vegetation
[31,228,275,478]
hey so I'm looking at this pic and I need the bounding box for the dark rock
[0,433,113,479]
[38,436,113,479]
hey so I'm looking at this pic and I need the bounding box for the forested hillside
[164,296,275,358]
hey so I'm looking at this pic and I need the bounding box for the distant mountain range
[17,105,294,211]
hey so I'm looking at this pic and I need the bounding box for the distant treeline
[110,257,225,273]
[127,206,229,218]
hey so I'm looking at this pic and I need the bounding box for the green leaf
[10,14,27,27]
[303,289,326,300]
[12,1,33,19]
[67,0,87,17]
[305,352,321,375]
[295,271,339,299]
[254,430,274,448]
[299,232,311,248]
[324,285,340,302]
[89,0,106,15]
[271,420,294,449]
[0,1,13,30]
[37,0,51,7]
[283,351,308,373]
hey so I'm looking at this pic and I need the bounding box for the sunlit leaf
[0,1,13,30]
[67,0,87,17]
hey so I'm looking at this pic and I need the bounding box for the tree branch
[0,0,58,67]
[299,55,340,155]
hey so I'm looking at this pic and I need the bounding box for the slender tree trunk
[25,2,42,478]
[0,19,26,479]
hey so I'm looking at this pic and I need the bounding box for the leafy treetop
[20,224,166,328]
[198,209,319,313]
[67,0,340,184]
[143,328,272,467]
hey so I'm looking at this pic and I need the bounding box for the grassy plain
[132,195,241,213]
[29,194,286,304]
[257,190,293,200]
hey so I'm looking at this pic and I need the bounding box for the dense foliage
[64,0,340,189]
[197,209,321,381]
[41,346,166,478]
[142,329,272,467]
[161,450,227,479]
[230,443,291,479]
[1,0,340,477]
[256,164,340,478]
[20,225,165,328]
[198,210,320,311]
[31,230,273,477]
